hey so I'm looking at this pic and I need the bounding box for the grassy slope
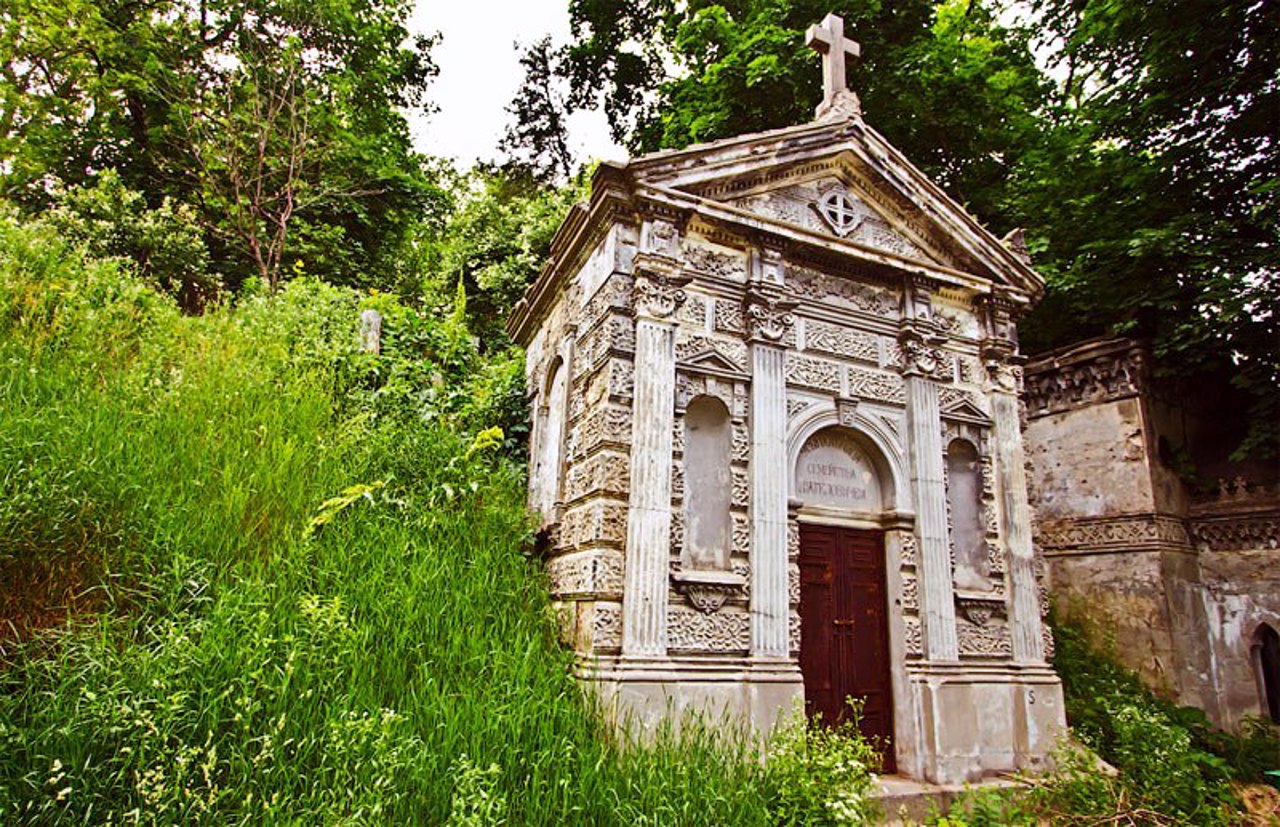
[0,217,770,824]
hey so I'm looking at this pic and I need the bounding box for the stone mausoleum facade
[508,15,1065,784]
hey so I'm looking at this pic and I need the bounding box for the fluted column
[745,278,796,659]
[621,227,688,659]
[984,332,1046,663]
[900,283,959,661]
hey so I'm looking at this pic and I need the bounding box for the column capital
[743,281,797,344]
[633,266,691,321]
[897,328,949,380]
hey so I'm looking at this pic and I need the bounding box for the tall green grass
[0,215,789,824]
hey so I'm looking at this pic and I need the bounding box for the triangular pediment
[720,173,942,265]
[940,395,991,424]
[678,347,745,375]
[620,118,1044,297]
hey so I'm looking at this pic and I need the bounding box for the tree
[1017,0,1280,459]
[0,0,446,292]
[500,37,575,184]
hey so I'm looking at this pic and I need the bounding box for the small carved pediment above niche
[672,570,747,614]
[680,349,745,376]
[940,396,991,425]
[955,592,1007,627]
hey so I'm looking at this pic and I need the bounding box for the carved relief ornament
[633,268,691,320]
[742,283,798,343]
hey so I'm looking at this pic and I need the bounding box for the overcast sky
[406,1,624,169]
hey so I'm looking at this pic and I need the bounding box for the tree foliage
[0,0,446,293]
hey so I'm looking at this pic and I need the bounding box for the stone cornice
[1023,337,1148,418]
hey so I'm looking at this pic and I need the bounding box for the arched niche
[683,395,733,571]
[946,438,989,590]
[793,427,886,516]
[1253,623,1280,723]
[536,356,569,519]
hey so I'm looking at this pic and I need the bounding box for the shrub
[761,703,882,825]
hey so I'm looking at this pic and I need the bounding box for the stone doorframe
[786,404,922,775]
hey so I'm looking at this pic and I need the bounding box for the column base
[902,661,1065,784]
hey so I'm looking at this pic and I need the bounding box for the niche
[947,439,989,591]
[682,395,733,571]
[536,357,569,519]
[1255,624,1280,723]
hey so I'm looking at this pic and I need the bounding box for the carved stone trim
[1191,512,1280,552]
[955,593,1007,627]
[1023,338,1147,416]
[672,570,748,614]
[1036,513,1192,555]
[743,283,798,343]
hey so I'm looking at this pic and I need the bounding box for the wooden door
[798,523,895,772]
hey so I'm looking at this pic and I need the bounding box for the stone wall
[1025,337,1280,728]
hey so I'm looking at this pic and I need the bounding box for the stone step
[872,774,1024,825]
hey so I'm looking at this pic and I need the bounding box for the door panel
[798,524,896,773]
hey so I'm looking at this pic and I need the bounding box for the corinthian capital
[633,267,691,320]
[743,282,797,344]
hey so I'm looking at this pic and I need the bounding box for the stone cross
[806,13,861,109]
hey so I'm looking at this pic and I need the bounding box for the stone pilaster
[982,297,1045,664]
[901,284,958,661]
[744,278,796,659]
[621,226,688,658]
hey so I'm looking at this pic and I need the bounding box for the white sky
[406,0,625,169]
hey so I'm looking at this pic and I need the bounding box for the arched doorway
[1255,624,1280,723]
[793,426,895,771]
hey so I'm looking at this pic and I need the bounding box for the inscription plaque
[794,431,882,512]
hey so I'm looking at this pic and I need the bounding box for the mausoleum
[508,14,1065,783]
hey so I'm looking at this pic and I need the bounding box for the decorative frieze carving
[901,575,919,612]
[684,244,748,281]
[899,532,918,568]
[713,299,745,334]
[731,422,750,463]
[675,292,709,328]
[904,618,923,657]
[563,450,630,503]
[1192,514,1280,552]
[847,365,906,404]
[591,603,623,650]
[668,607,750,652]
[787,397,816,419]
[785,354,841,392]
[957,617,1013,658]
[788,265,897,317]
[731,469,750,509]
[559,499,629,549]
[1036,514,1192,554]
[804,319,881,364]
[733,513,751,556]
[568,405,632,460]
[579,273,634,328]
[1023,341,1147,416]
